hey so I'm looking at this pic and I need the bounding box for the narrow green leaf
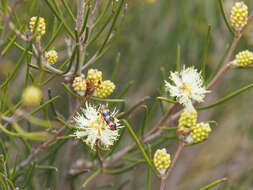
[117,96,150,118]
[60,0,76,22]
[123,120,157,175]
[56,116,75,130]
[30,96,59,115]
[201,25,211,79]
[35,165,58,172]
[1,46,28,88]
[199,177,227,190]
[44,22,63,51]
[62,83,80,98]
[176,44,181,71]
[139,105,149,137]
[80,6,90,35]
[82,169,101,188]
[21,162,35,188]
[44,0,75,38]
[157,97,177,104]
[97,0,125,54]
[91,96,125,103]
[117,81,134,98]
[217,0,234,35]
[0,123,50,141]
[197,82,253,110]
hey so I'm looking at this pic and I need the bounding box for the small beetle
[101,106,117,130]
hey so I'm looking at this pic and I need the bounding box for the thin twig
[159,142,185,190]
[96,140,104,172]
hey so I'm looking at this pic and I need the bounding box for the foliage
[0,0,253,190]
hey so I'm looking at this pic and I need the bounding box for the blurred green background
[2,0,253,189]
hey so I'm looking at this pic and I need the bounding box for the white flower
[73,103,120,150]
[165,67,209,111]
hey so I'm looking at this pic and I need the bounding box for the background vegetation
[1,0,253,189]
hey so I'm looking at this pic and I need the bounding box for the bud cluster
[185,122,212,145]
[177,109,212,145]
[178,109,197,131]
[29,16,46,36]
[72,76,87,96]
[233,50,253,67]
[72,68,116,98]
[230,2,248,30]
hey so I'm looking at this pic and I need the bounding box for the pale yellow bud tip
[22,86,42,107]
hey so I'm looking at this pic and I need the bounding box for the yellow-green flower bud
[87,69,103,88]
[29,16,46,36]
[72,76,87,96]
[97,80,116,98]
[154,148,171,174]
[230,2,248,30]
[178,109,197,131]
[186,122,212,145]
[233,50,253,67]
[45,50,58,64]
[22,86,42,107]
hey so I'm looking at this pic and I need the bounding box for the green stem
[199,178,227,190]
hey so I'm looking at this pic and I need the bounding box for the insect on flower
[100,105,117,130]
[73,103,121,149]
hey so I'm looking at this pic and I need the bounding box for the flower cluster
[232,50,253,67]
[73,103,120,150]
[72,68,116,98]
[165,67,209,111]
[177,109,212,145]
[230,2,248,30]
[45,50,58,65]
[29,16,46,36]
[153,148,171,174]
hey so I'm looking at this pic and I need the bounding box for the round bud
[97,80,116,98]
[186,122,212,145]
[22,86,42,107]
[233,50,253,67]
[154,148,171,174]
[87,69,103,88]
[230,2,248,30]
[72,76,87,96]
[45,50,58,64]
